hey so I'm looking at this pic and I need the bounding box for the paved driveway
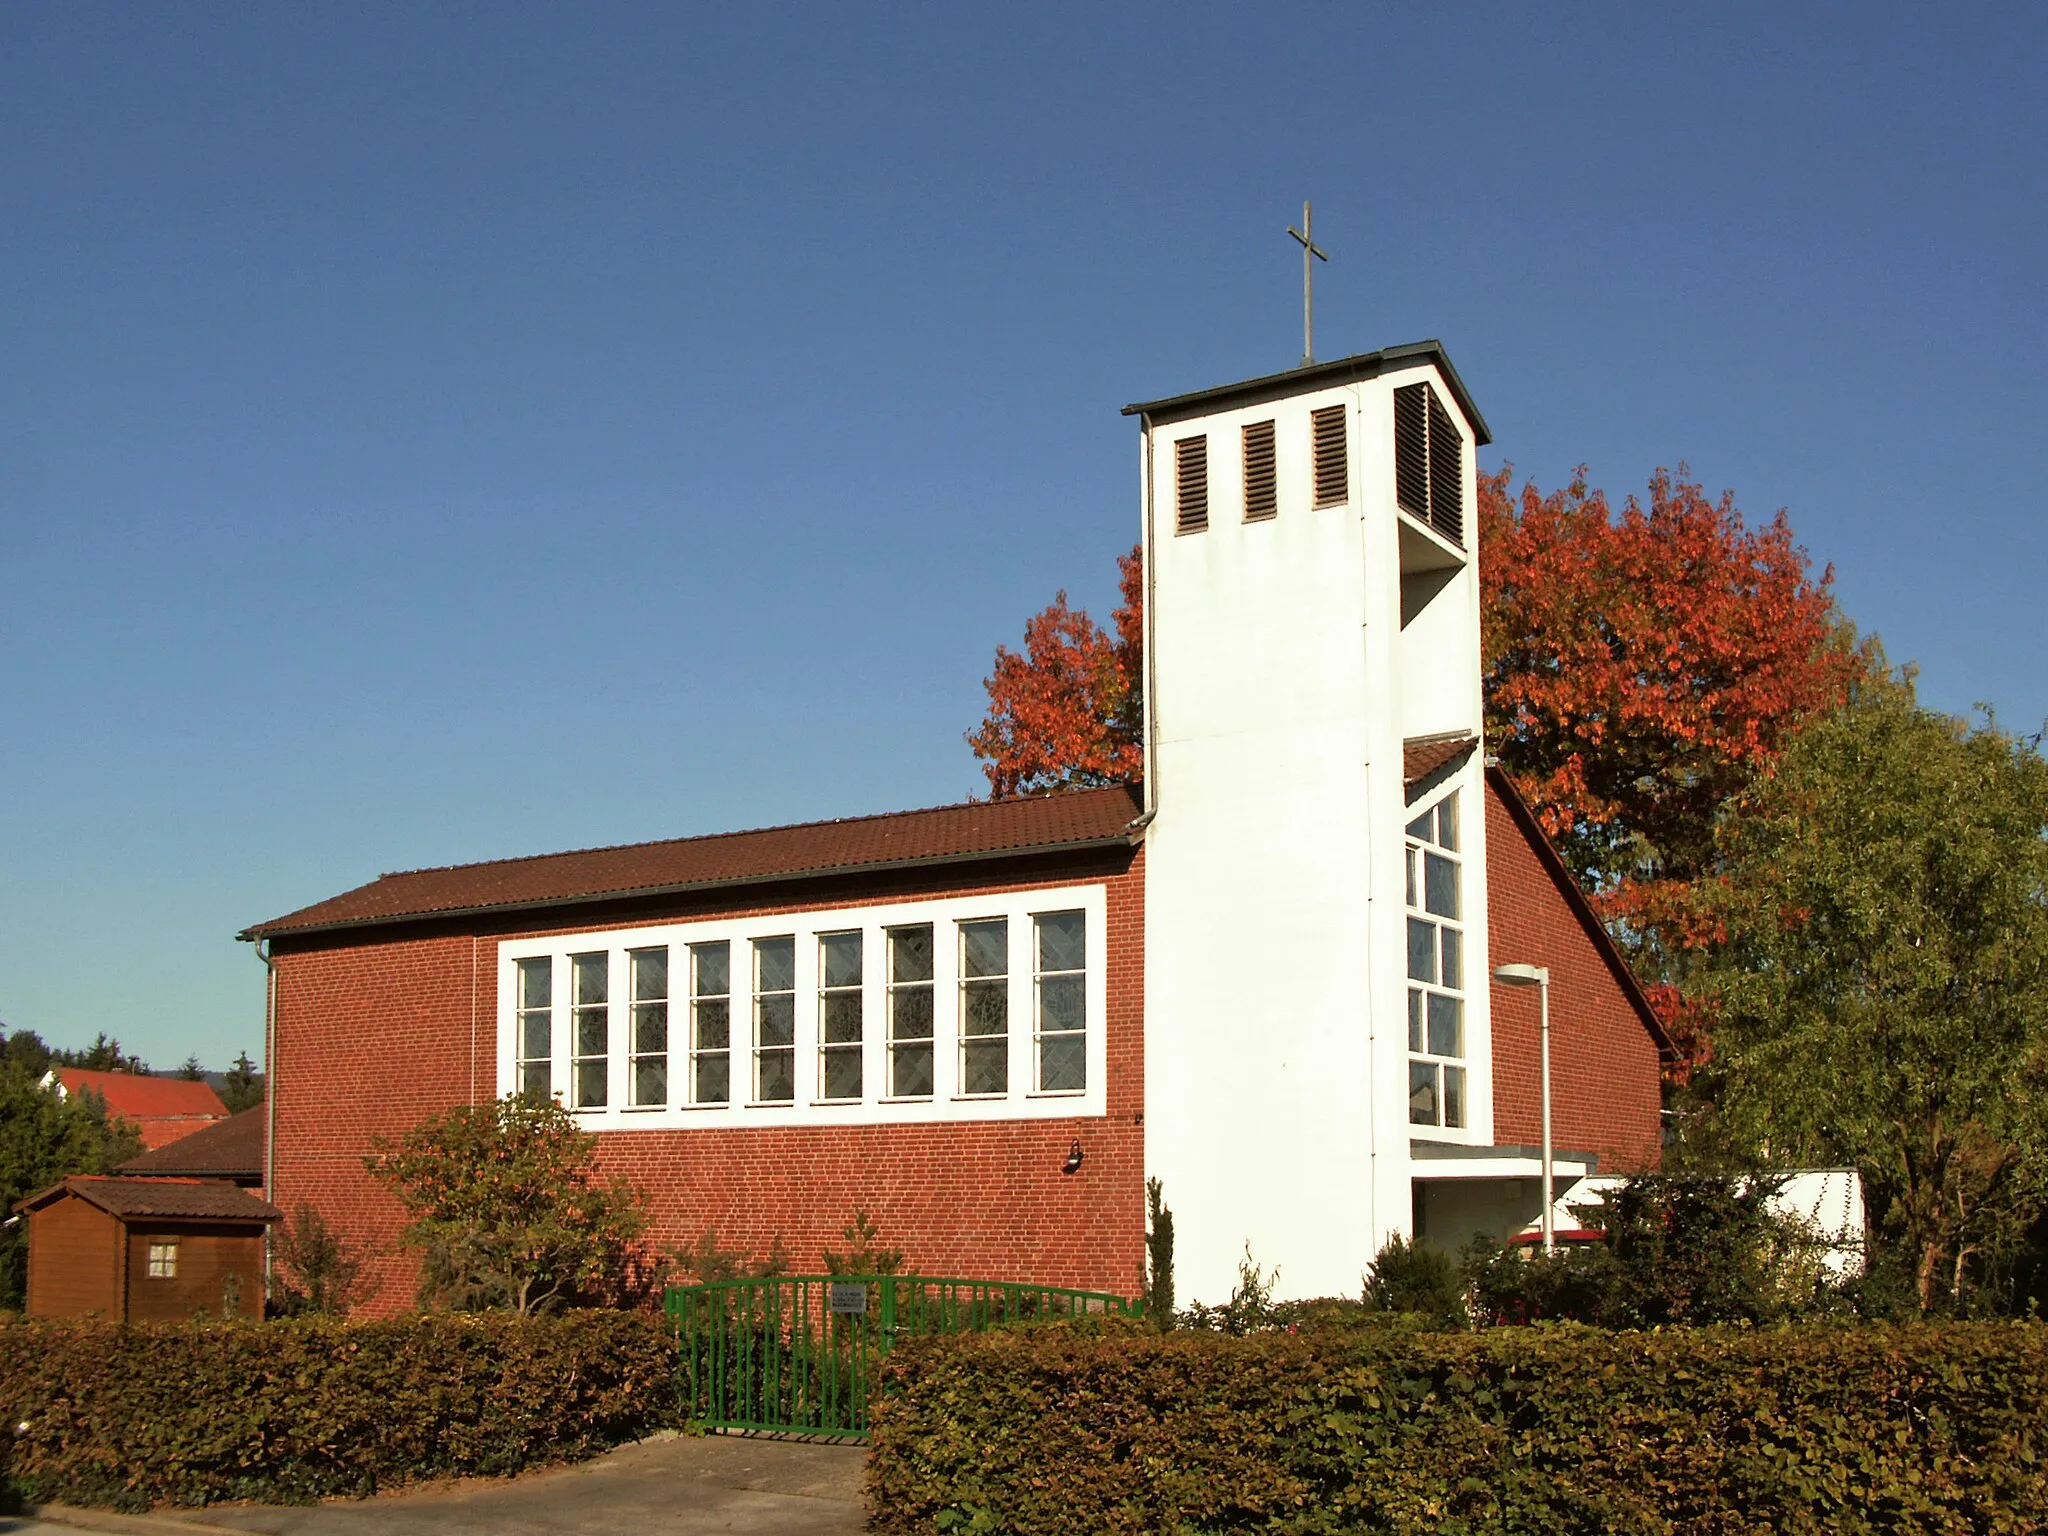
[20,1433,868,1536]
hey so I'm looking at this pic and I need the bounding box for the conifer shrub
[0,1312,680,1511]
[868,1320,2048,1535]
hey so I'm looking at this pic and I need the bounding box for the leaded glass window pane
[821,931,862,989]
[1408,917,1436,983]
[1038,975,1084,1032]
[755,935,795,994]
[822,1049,862,1101]
[822,992,862,1045]
[961,918,1007,978]
[890,926,933,985]
[961,1039,1007,1096]
[1427,993,1462,1058]
[1436,792,1458,851]
[1039,1036,1085,1093]
[1424,852,1459,919]
[1406,811,1432,841]
[1037,910,1085,973]
[633,1058,667,1106]
[1439,927,1462,990]
[1407,989,1424,1053]
[1443,1065,1466,1129]
[632,947,667,1003]
[520,958,551,1010]
[891,1041,934,1097]
[1409,1061,1439,1125]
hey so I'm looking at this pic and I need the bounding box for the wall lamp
[1062,1139,1084,1176]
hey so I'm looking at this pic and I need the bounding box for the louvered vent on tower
[1175,435,1209,534]
[1242,419,1277,522]
[1393,381,1465,546]
[1311,405,1347,508]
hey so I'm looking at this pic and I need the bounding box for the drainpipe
[1138,412,1159,821]
[253,936,278,1293]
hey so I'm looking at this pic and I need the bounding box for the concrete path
[20,1433,868,1536]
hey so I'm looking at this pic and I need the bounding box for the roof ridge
[370,783,1141,884]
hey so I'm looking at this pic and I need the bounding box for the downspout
[254,936,277,1295]
[1139,412,1159,821]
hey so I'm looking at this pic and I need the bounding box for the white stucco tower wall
[1128,344,1491,1304]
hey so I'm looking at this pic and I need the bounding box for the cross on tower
[1287,200,1329,366]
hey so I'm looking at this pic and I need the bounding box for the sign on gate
[827,1281,868,1315]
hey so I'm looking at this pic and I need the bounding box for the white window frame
[146,1240,178,1279]
[627,946,668,1109]
[817,930,864,1102]
[1406,789,1467,1130]
[495,883,1109,1129]
[752,935,798,1105]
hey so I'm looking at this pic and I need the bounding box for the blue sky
[4,3,2043,1068]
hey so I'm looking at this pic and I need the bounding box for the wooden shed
[13,1175,279,1320]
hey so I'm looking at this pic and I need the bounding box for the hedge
[0,1312,682,1510]
[868,1318,2048,1535]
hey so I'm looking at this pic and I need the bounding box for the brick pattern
[270,850,1145,1316]
[1485,785,1663,1173]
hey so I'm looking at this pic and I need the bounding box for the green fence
[665,1274,1144,1439]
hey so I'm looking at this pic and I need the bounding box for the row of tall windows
[512,911,1088,1109]
[1406,789,1466,1129]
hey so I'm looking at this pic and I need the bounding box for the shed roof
[15,1176,280,1223]
[242,784,1148,941]
[119,1106,265,1181]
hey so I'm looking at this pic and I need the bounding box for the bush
[1361,1234,1466,1327]
[0,1312,681,1510]
[868,1320,2048,1535]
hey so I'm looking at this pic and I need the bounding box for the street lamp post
[1493,963,1554,1254]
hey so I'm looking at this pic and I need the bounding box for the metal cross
[1287,200,1329,366]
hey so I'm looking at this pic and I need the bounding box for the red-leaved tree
[967,545,1143,799]
[1480,465,1878,1063]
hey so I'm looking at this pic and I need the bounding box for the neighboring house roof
[1483,763,1677,1062]
[242,784,1149,941]
[14,1175,280,1223]
[118,1105,265,1182]
[42,1068,228,1122]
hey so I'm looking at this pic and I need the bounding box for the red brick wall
[1484,783,1663,1173]
[269,850,1145,1315]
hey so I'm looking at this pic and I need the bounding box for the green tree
[366,1095,650,1316]
[0,1063,143,1309]
[53,1033,147,1074]
[176,1055,205,1081]
[219,1051,264,1113]
[1690,695,2048,1311]
[0,1029,52,1078]
[271,1203,371,1317]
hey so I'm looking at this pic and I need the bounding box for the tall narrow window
[1034,911,1086,1092]
[516,956,552,1101]
[958,918,1008,1096]
[818,931,863,1101]
[1393,381,1465,545]
[690,941,730,1105]
[628,947,668,1107]
[1311,404,1347,507]
[1242,419,1277,521]
[887,925,935,1097]
[1175,434,1209,534]
[570,952,608,1109]
[754,936,796,1102]
[1405,791,1465,1128]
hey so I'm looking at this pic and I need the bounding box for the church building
[242,342,1669,1311]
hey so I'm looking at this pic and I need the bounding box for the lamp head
[1493,963,1550,987]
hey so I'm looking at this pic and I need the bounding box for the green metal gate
[665,1274,1144,1439]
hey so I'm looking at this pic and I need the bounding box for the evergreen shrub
[868,1320,2048,1535]
[0,1312,680,1511]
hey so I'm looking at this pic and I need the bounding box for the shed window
[147,1241,178,1279]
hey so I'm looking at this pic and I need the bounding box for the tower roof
[1121,340,1491,445]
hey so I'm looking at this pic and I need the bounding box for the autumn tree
[366,1095,650,1316]
[1688,696,2048,1312]
[967,545,1142,799]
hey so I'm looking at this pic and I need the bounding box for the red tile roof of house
[119,1106,265,1182]
[242,784,1148,940]
[1403,732,1479,788]
[15,1176,280,1223]
[47,1068,228,1122]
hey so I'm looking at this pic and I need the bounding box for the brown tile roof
[16,1176,280,1223]
[1403,733,1479,789]
[119,1106,264,1181]
[243,784,1148,940]
[46,1068,228,1122]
